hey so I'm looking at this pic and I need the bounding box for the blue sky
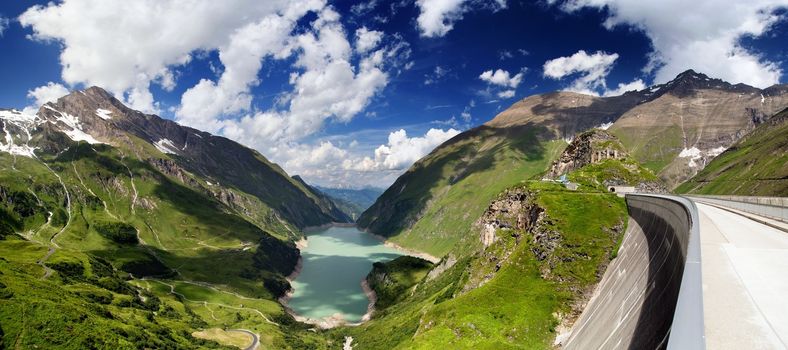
[1,0,787,187]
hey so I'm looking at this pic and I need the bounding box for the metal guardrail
[654,195,705,350]
[685,195,787,223]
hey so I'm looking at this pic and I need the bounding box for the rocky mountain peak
[643,69,761,98]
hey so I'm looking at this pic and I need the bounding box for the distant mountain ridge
[486,69,788,187]
[313,186,384,221]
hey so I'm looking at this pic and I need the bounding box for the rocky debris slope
[548,129,666,192]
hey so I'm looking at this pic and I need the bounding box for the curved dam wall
[562,195,704,350]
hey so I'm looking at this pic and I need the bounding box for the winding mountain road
[695,202,788,349]
[227,329,259,350]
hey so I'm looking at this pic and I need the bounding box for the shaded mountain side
[676,107,788,196]
[486,90,642,138]
[41,87,350,228]
[290,175,353,223]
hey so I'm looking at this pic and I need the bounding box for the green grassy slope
[0,238,235,349]
[676,108,788,196]
[366,256,435,309]
[0,129,327,347]
[357,125,565,257]
[341,128,663,349]
[337,182,628,349]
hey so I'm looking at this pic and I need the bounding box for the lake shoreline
[364,231,441,264]
[279,224,440,329]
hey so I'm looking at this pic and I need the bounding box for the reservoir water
[286,226,403,323]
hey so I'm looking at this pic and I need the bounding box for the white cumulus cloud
[479,68,524,88]
[557,0,788,88]
[543,50,619,95]
[349,128,461,171]
[218,8,393,148]
[175,4,322,132]
[416,0,508,37]
[19,0,310,113]
[479,68,525,99]
[543,50,648,96]
[22,82,70,114]
[603,79,647,96]
[355,27,384,53]
[497,90,516,99]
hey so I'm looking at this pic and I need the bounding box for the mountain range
[1,70,786,349]
[358,70,788,256]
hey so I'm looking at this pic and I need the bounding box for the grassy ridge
[358,125,565,257]
[339,182,627,349]
[0,132,330,347]
[367,256,435,309]
[0,238,234,349]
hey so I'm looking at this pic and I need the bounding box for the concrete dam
[561,194,788,349]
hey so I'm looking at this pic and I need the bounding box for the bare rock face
[474,188,558,273]
[547,129,627,178]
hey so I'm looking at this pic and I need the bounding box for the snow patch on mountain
[707,146,727,157]
[154,138,179,155]
[52,110,103,144]
[597,121,614,130]
[96,108,113,120]
[678,146,727,168]
[678,147,701,159]
[0,109,39,157]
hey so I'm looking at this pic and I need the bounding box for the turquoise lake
[286,226,404,323]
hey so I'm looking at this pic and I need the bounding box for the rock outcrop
[473,188,560,281]
[548,130,627,178]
